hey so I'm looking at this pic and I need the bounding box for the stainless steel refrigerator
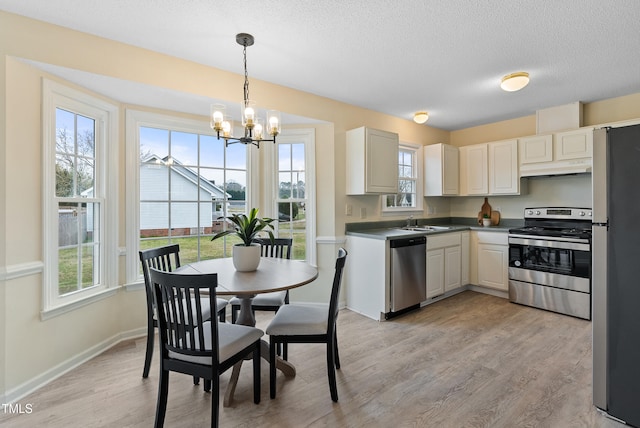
[592,124,640,426]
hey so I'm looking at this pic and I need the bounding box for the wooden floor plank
[0,291,624,427]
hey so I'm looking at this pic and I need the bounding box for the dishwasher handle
[389,236,426,248]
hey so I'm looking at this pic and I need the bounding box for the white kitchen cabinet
[345,235,388,320]
[475,231,508,291]
[426,232,462,298]
[424,143,459,196]
[554,128,593,160]
[519,134,553,164]
[488,139,519,194]
[459,144,488,195]
[519,128,593,176]
[346,126,399,195]
[426,248,445,298]
[460,231,470,285]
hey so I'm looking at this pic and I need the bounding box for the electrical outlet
[345,204,353,216]
[495,206,501,212]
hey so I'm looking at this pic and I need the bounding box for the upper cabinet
[424,143,459,196]
[488,139,519,194]
[554,128,593,160]
[459,144,488,195]
[346,127,399,195]
[459,139,521,196]
[519,128,593,177]
[519,134,553,164]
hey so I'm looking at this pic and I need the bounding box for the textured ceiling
[2,0,640,130]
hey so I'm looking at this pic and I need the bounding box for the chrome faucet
[406,215,414,228]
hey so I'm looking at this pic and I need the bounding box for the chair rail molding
[0,261,44,281]
[316,235,346,245]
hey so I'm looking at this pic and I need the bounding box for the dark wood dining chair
[266,248,347,402]
[230,238,293,324]
[139,245,228,379]
[149,268,262,428]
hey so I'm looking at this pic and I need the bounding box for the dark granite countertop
[345,217,523,240]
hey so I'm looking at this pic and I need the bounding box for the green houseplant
[211,208,275,271]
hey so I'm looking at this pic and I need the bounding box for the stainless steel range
[508,207,592,320]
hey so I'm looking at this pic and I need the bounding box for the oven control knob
[535,210,541,215]
[526,210,533,216]
[579,211,586,216]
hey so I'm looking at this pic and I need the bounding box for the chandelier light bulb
[210,33,281,148]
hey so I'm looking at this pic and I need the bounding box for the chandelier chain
[243,42,249,105]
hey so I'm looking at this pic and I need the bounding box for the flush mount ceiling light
[413,111,429,124]
[210,33,281,148]
[500,72,530,92]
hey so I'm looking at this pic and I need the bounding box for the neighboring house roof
[141,154,231,200]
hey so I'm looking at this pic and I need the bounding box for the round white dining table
[177,256,318,405]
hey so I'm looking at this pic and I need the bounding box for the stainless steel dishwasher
[389,236,426,317]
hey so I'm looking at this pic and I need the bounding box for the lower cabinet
[426,232,462,298]
[475,231,509,291]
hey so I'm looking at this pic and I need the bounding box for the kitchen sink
[399,225,451,232]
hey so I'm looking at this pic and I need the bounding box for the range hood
[520,158,592,177]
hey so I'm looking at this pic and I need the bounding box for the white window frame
[124,109,256,286]
[381,142,423,215]
[42,79,119,318]
[266,128,317,265]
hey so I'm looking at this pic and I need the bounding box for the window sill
[381,207,424,216]
[41,287,120,321]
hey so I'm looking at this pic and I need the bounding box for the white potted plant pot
[232,243,262,272]
[482,218,492,227]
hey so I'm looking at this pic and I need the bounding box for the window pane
[279,172,292,198]
[81,243,97,289]
[76,114,95,158]
[140,127,169,160]
[276,139,308,261]
[226,143,247,169]
[278,144,291,170]
[385,146,417,210]
[77,157,94,196]
[171,131,198,166]
[140,162,169,201]
[56,154,74,197]
[201,134,224,168]
[58,202,100,295]
[139,122,247,262]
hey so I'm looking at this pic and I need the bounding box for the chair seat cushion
[169,322,263,365]
[266,303,329,336]
[229,291,287,308]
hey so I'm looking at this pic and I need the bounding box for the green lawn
[58,221,307,295]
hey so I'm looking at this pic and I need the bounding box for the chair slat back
[150,268,218,363]
[327,248,348,333]
[139,245,181,295]
[253,238,293,260]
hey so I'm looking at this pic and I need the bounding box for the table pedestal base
[223,339,296,407]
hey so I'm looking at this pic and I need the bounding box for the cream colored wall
[2,8,639,402]
[0,10,446,399]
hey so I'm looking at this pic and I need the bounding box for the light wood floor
[0,291,624,427]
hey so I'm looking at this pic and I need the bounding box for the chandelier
[210,33,281,148]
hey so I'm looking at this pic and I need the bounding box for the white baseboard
[2,326,146,404]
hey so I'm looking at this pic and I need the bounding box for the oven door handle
[508,235,590,251]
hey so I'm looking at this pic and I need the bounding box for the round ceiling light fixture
[500,71,530,92]
[413,111,429,124]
